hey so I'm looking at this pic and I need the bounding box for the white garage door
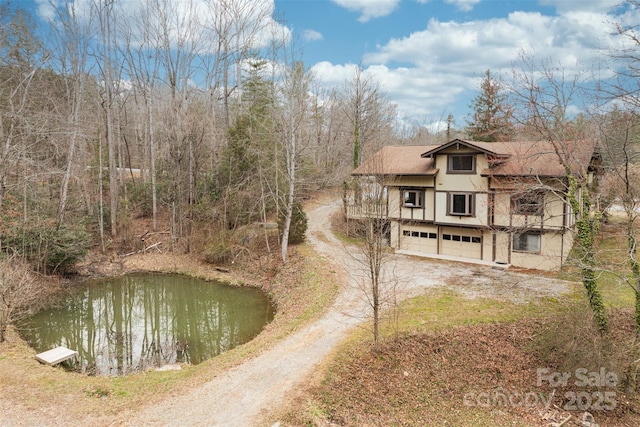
[440,229,482,259]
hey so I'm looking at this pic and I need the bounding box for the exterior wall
[433,191,489,227]
[433,147,490,193]
[395,188,435,221]
[430,148,490,227]
[510,231,567,271]
[387,176,435,221]
[386,176,435,187]
[492,189,567,230]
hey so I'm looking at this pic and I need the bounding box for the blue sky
[27,0,640,130]
[273,0,638,129]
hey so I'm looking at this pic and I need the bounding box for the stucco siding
[492,191,567,230]
[510,231,566,271]
[434,191,489,226]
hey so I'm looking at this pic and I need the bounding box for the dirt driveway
[125,198,573,426]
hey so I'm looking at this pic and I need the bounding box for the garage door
[399,227,438,253]
[440,229,482,259]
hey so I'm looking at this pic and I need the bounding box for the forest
[0,0,402,278]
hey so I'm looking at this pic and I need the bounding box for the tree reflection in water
[19,274,274,376]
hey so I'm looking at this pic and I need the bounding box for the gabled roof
[352,139,597,178]
[352,145,438,176]
[420,138,510,158]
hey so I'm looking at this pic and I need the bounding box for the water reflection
[19,274,274,376]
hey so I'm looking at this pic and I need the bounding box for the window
[403,189,424,208]
[420,232,437,239]
[512,192,544,216]
[513,232,541,253]
[442,233,480,243]
[448,192,475,216]
[448,154,476,173]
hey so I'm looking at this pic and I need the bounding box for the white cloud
[316,6,640,121]
[445,0,480,12]
[303,29,323,42]
[363,10,623,75]
[36,0,290,54]
[331,0,400,22]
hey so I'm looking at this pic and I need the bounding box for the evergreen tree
[466,70,514,142]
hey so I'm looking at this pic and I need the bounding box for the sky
[26,0,640,130]
[272,0,639,129]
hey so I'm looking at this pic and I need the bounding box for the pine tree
[466,70,514,142]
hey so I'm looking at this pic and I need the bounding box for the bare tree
[348,162,397,350]
[341,66,395,168]
[277,60,309,263]
[0,256,49,342]
[509,53,608,333]
[0,8,45,208]
[93,0,121,237]
[46,0,94,228]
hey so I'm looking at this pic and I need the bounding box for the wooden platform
[35,346,78,366]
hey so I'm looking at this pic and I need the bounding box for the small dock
[35,346,78,366]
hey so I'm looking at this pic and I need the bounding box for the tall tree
[342,66,394,168]
[47,0,94,228]
[510,54,608,334]
[94,0,120,237]
[0,7,45,208]
[276,59,312,263]
[466,69,514,142]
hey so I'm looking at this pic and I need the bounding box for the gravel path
[0,198,574,426]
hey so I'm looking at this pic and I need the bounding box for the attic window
[448,154,476,173]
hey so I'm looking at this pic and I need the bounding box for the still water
[19,273,274,376]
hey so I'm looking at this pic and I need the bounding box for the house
[347,138,599,271]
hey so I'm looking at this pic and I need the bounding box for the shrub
[203,229,235,264]
[278,200,307,245]
[1,221,90,274]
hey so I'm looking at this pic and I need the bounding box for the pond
[18,273,274,376]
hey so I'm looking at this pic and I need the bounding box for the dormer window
[448,154,476,173]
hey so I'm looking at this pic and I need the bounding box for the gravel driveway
[127,198,573,426]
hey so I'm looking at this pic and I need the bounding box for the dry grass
[280,290,640,427]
